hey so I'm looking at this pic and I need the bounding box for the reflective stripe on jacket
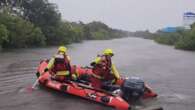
[47,52,71,76]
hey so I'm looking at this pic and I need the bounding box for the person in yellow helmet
[90,48,121,90]
[44,46,77,82]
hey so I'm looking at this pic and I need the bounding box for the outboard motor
[121,77,145,102]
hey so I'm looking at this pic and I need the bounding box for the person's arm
[90,56,101,66]
[47,57,55,70]
[91,73,104,80]
[65,55,71,72]
[111,64,120,80]
[66,55,77,80]
[67,55,71,62]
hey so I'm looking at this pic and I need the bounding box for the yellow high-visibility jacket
[92,56,120,81]
[47,52,71,76]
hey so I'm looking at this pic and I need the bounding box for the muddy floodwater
[0,37,195,110]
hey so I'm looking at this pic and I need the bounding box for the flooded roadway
[0,37,195,110]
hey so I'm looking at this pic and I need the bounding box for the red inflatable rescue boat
[36,60,157,110]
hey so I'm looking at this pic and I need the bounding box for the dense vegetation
[154,24,195,50]
[127,25,195,51]
[0,13,45,48]
[129,30,156,39]
[0,0,128,49]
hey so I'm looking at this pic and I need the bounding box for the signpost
[183,12,195,29]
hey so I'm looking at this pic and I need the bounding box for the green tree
[91,29,110,40]
[0,24,9,47]
[83,25,91,39]
[22,0,61,27]
[175,28,195,50]
[21,0,61,45]
[25,27,46,47]
[0,13,45,48]
[154,32,181,45]
[70,26,84,42]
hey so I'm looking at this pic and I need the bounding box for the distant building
[161,12,195,32]
[161,27,177,33]
[183,12,195,29]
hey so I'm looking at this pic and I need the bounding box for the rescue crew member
[90,48,121,90]
[44,46,77,81]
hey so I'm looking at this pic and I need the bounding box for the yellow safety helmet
[103,48,114,56]
[58,46,67,53]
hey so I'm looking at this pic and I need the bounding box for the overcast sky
[49,0,195,32]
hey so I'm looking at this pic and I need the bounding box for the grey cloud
[49,0,195,31]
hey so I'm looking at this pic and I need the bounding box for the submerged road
[0,37,195,110]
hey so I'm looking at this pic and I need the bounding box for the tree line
[128,24,195,51]
[0,0,128,49]
[154,23,195,50]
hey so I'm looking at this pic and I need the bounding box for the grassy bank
[154,24,195,50]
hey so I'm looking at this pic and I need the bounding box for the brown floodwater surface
[0,37,195,110]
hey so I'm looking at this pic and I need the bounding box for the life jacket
[52,54,71,73]
[92,55,115,81]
